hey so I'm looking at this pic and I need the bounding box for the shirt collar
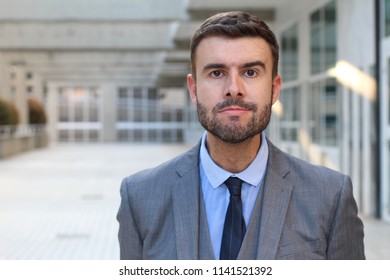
[199,131,269,189]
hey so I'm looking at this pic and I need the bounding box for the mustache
[213,98,258,112]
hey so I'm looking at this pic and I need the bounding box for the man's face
[187,36,281,144]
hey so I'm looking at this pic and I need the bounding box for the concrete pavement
[0,143,389,259]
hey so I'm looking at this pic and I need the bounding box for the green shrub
[0,98,9,125]
[0,97,19,126]
[28,97,47,124]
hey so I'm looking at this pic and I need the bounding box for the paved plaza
[0,143,389,260]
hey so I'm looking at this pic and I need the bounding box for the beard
[196,96,272,144]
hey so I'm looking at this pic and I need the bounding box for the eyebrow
[203,63,227,72]
[202,60,266,73]
[243,60,266,69]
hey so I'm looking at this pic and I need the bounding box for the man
[117,11,365,260]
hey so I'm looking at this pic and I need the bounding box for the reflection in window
[386,0,390,37]
[281,24,299,82]
[279,87,300,141]
[308,78,340,146]
[310,0,337,74]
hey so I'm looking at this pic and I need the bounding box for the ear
[271,75,282,105]
[187,74,197,105]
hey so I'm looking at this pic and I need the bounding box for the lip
[218,106,251,116]
[219,106,251,113]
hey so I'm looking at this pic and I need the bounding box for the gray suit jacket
[117,139,365,259]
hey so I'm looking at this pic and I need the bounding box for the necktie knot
[225,177,242,196]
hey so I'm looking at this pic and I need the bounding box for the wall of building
[270,0,377,217]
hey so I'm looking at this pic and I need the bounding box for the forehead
[195,36,272,67]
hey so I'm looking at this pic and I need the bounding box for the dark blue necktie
[220,177,246,260]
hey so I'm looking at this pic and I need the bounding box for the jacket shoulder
[121,143,200,194]
[267,139,349,187]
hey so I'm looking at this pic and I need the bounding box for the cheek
[248,82,273,101]
[195,84,218,103]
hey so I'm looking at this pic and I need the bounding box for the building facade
[269,0,389,222]
[0,0,389,221]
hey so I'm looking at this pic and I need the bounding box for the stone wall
[0,125,48,159]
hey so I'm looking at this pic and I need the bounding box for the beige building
[0,0,389,222]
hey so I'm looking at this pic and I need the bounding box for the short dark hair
[190,11,279,79]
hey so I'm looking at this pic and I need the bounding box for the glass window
[10,71,16,80]
[26,86,33,95]
[57,87,101,141]
[309,78,340,146]
[74,107,84,122]
[10,87,16,100]
[310,10,321,75]
[118,87,128,98]
[310,0,337,74]
[116,87,186,143]
[279,87,300,141]
[26,72,33,80]
[58,90,69,122]
[117,108,128,121]
[68,88,86,123]
[134,87,143,99]
[281,24,299,82]
[148,88,158,99]
[386,0,390,37]
[324,1,337,70]
[59,106,69,122]
[88,89,100,122]
[58,130,69,141]
[118,88,130,121]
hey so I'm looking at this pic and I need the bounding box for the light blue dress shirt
[199,131,269,259]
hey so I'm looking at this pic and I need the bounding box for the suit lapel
[172,170,199,259]
[171,139,295,259]
[256,140,294,259]
[171,143,203,259]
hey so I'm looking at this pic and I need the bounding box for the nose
[225,72,244,98]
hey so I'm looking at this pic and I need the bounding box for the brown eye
[211,70,222,77]
[246,69,257,77]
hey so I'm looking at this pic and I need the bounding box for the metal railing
[0,124,47,140]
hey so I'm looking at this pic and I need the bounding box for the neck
[205,132,262,173]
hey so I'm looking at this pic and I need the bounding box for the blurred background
[0,0,390,259]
